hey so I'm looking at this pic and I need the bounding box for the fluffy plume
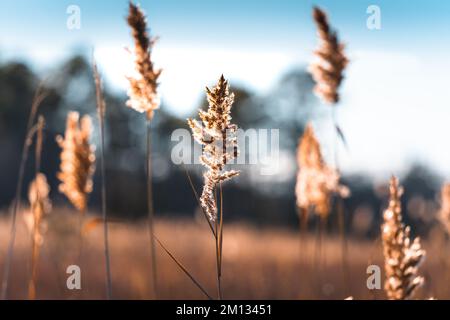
[381,176,425,300]
[25,172,51,300]
[56,112,96,212]
[25,173,51,246]
[126,1,161,120]
[439,183,450,235]
[188,75,239,221]
[309,7,348,105]
[295,123,349,219]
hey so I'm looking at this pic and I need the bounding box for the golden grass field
[1,209,449,300]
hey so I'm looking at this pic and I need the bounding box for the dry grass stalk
[126,1,161,121]
[56,111,96,213]
[188,75,239,221]
[295,123,349,220]
[126,1,161,298]
[93,59,113,299]
[438,183,450,235]
[1,85,48,300]
[188,75,239,299]
[381,176,425,300]
[309,7,348,105]
[26,173,51,300]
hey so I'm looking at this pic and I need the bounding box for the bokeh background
[0,0,449,299]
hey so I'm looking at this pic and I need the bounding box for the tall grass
[381,176,425,300]
[1,86,48,299]
[93,59,113,299]
[126,1,162,298]
[308,6,350,294]
[27,116,50,300]
[188,75,239,299]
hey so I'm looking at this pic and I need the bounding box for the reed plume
[1,85,48,300]
[438,183,450,235]
[25,172,51,300]
[126,1,161,121]
[381,176,425,300]
[126,1,161,298]
[56,111,95,213]
[188,75,239,221]
[295,123,349,220]
[188,75,239,299]
[309,6,348,105]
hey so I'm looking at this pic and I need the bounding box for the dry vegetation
[0,211,449,300]
[0,3,449,301]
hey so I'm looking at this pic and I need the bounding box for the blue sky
[1,1,450,178]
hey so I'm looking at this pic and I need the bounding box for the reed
[309,6,348,105]
[188,75,239,299]
[56,112,95,213]
[26,171,51,300]
[25,116,51,300]
[295,123,349,220]
[126,1,162,298]
[309,6,350,294]
[93,59,113,299]
[1,85,48,300]
[381,176,425,300]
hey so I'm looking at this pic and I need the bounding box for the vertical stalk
[213,185,223,300]
[1,87,46,300]
[331,107,349,297]
[93,59,112,299]
[314,215,325,298]
[28,116,44,300]
[99,106,112,299]
[1,140,30,299]
[146,119,158,299]
[297,207,308,296]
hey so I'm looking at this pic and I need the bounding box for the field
[0,209,448,300]
[1,2,449,302]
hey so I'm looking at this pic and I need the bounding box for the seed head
[126,1,161,120]
[188,75,239,221]
[57,112,96,212]
[309,7,348,105]
[381,176,425,300]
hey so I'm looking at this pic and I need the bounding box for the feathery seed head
[126,1,161,120]
[188,75,239,221]
[381,176,425,300]
[309,7,348,105]
[295,123,349,219]
[25,173,51,246]
[57,111,96,212]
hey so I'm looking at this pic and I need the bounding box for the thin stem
[28,117,45,300]
[182,164,216,238]
[1,86,47,300]
[146,119,158,299]
[154,235,212,300]
[337,196,350,296]
[99,113,112,299]
[28,223,40,300]
[93,58,112,299]
[297,206,308,296]
[331,107,350,297]
[213,187,222,300]
[214,220,222,300]
[314,215,324,298]
[214,183,223,300]
[218,183,224,277]
[2,128,37,299]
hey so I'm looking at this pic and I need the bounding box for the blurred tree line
[0,54,444,238]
